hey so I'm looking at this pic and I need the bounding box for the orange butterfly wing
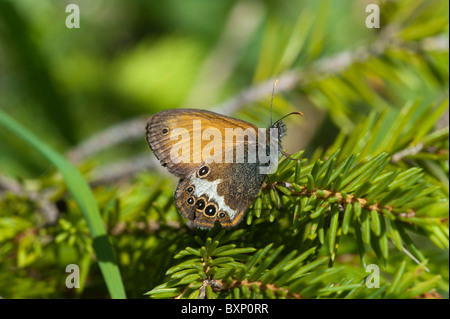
[146,108,259,177]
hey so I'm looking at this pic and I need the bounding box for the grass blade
[0,110,126,298]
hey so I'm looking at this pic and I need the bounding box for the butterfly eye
[197,165,210,178]
[186,186,194,194]
[204,204,217,217]
[195,198,206,211]
[187,197,195,205]
[161,128,169,135]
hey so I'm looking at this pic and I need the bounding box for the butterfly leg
[280,149,300,161]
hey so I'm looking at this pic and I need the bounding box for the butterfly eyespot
[219,212,226,219]
[161,128,169,135]
[197,165,210,178]
[195,198,206,211]
[187,197,195,205]
[204,204,217,217]
[186,186,194,194]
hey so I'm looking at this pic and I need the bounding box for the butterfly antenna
[270,79,279,127]
[272,111,304,127]
[280,149,299,161]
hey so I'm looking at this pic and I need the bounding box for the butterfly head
[270,111,302,144]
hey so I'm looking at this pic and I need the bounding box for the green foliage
[144,123,448,298]
[146,231,441,299]
[0,0,448,299]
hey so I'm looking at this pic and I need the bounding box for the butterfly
[146,84,302,229]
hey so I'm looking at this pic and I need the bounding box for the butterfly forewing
[146,109,259,177]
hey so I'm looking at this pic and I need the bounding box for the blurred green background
[1,0,446,177]
[0,0,448,299]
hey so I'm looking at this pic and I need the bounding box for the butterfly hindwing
[174,160,266,229]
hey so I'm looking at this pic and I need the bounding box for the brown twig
[271,181,395,216]
[66,115,149,163]
[391,142,425,163]
[89,153,167,187]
